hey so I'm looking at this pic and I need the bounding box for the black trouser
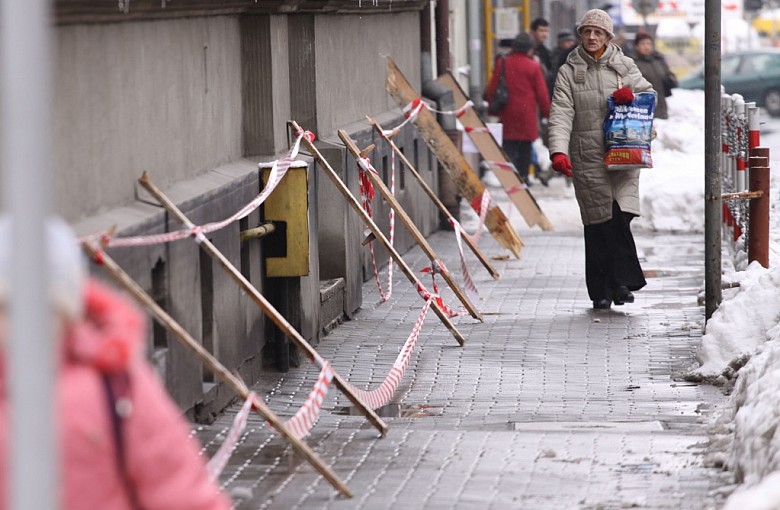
[502,140,532,183]
[583,201,646,302]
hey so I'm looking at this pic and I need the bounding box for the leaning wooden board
[385,57,523,258]
[436,72,554,231]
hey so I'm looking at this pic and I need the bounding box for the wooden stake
[367,116,499,280]
[385,57,524,258]
[136,172,389,437]
[435,72,554,231]
[81,242,353,498]
[338,129,483,322]
[290,120,466,346]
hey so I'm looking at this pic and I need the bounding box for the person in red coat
[486,32,551,185]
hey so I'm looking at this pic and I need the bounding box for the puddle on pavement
[334,403,444,418]
[509,421,665,432]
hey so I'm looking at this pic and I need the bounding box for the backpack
[489,56,509,115]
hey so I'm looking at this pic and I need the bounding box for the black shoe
[593,299,611,310]
[613,286,634,306]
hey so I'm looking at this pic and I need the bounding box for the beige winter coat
[549,43,654,225]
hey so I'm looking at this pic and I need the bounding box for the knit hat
[577,9,615,39]
[512,32,534,54]
[0,215,86,320]
[557,30,576,43]
[634,32,653,45]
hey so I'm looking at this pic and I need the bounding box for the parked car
[678,49,780,117]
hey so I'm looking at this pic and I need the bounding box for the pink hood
[1,279,231,510]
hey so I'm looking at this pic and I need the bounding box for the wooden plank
[289,121,467,346]
[385,57,524,258]
[367,116,500,280]
[137,172,390,437]
[338,129,483,322]
[436,73,554,231]
[82,242,353,498]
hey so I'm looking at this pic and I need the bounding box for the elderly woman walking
[548,9,655,310]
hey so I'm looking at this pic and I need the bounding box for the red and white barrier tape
[382,98,474,138]
[418,262,460,318]
[463,126,490,134]
[81,131,314,248]
[345,298,433,410]
[207,392,256,480]
[467,190,492,244]
[448,219,480,303]
[278,361,335,440]
[357,156,395,302]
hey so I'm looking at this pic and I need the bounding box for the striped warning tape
[343,298,433,410]
[80,131,314,248]
[206,361,335,479]
[206,392,256,480]
[357,156,395,302]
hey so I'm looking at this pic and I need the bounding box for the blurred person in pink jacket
[0,216,231,510]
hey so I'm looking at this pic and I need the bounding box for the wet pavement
[195,176,733,509]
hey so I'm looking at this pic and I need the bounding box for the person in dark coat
[549,29,578,97]
[530,18,552,79]
[486,32,551,185]
[633,32,676,119]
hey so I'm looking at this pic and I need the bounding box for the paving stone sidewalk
[196,183,733,509]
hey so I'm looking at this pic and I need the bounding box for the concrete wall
[58,8,437,417]
[314,12,421,138]
[54,17,243,222]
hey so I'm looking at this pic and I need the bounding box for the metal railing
[720,93,770,268]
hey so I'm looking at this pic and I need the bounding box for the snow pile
[718,321,780,508]
[690,263,780,380]
[635,89,705,233]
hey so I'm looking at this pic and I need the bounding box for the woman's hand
[613,87,634,104]
[551,153,573,177]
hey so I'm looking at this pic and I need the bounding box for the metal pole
[467,0,484,110]
[1,0,56,509]
[748,148,770,268]
[704,0,722,321]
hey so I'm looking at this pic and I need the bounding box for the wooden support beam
[137,171,389,438]
[81,242,352,498]
[338,129,483,322]
[367,116,499,280]
[289,120,466,346]
[436,72,554,231]
[385,56,524,258]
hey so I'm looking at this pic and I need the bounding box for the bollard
[748,102,760,154]
[734,96,746,192]
[747,102,759,192]
[748,147,770,267]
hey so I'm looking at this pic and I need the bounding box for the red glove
[551,153,573,178]
[613,87,634,104]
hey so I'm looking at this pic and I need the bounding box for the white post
[733,95,746,192]
[747,102,760,188]
[1,1,56,509]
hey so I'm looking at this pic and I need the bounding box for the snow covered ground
[467,88,780,507]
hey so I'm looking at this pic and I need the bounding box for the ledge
[55,0,428,25]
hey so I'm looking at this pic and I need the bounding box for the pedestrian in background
[549,29,578,96]
[0,217,231,510]
[547,9,655,310]
[633,32,677,119]
[486,32,550,186]
[530,18,552,80]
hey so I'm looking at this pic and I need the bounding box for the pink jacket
[0,279,232,510]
